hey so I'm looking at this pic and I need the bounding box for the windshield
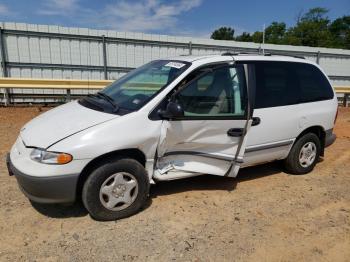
[97,60,191,112]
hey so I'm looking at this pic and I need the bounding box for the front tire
[82,158,150,221]
[284,133,321,175]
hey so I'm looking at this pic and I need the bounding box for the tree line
[210,8,350,49]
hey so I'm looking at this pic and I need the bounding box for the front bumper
[6,153,79,203]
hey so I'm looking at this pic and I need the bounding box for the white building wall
[0,22,349,103]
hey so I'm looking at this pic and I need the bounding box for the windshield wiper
[95,92,119,112]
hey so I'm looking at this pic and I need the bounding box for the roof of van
[169,54,315,65]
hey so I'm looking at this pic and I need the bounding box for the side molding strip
[162,151,242,162]
[162,140,293,163]
[245,140,294,153]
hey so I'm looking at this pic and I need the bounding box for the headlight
[30,148,73,165]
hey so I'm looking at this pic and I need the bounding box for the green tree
[329,16,350,49]
[281,33,302,46]
[235,32,253,42]
[252,31,263,43]
[301,7,329,22]
[287,7,333,47]
[265,22,286,44]
[209,7,350,49]
[210,27,235,40]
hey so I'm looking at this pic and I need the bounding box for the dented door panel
[156,119,247,176]
[153,63,251,179]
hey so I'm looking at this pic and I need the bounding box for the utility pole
[262,24,265,55]
[0,27,9,105]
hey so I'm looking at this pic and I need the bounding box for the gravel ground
[0,106,349,262]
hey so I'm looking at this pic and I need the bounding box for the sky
[0,0,349,38]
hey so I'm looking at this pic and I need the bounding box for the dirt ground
[0,106,349,262]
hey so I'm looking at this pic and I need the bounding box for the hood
[20,101,119,148]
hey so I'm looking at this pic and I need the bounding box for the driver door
[156,64,251,178]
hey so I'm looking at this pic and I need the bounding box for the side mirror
[158,101,184,119]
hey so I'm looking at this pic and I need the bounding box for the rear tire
[284,133,321,175]
[82,158,150,221]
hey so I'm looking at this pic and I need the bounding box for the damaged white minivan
[7,53,338,220]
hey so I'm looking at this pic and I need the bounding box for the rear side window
[254,61,333,109]
[295,63,334,103]
[254,62,298,108]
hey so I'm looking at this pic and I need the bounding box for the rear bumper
[6,153,79,203]
[325,129,336,148]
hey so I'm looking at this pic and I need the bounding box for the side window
[197,75,214,91]
[254,61,334,109]
[254,62,298,109]
[294,63,334,103]
[176,66,246,117]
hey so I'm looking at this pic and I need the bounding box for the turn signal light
[57,153,73,164]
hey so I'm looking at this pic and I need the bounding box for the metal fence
[0,22,350,104]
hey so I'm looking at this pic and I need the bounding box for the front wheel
[284,133,321,175]
[82,158,150,221]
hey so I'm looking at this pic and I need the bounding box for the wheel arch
[76,148,147,199]
[295,125,326,156]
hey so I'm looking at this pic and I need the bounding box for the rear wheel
[284,133,321,175]
[82,158,150,221]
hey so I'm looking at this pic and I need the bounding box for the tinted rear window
[295,63,334,103]
[254,61,333,109]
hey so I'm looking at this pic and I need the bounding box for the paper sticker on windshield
[165,62,186,69]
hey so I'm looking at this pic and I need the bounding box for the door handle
[227,128,243,137]
[252,117,261,126]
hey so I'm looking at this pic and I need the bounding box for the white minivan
[7,54,338,220]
